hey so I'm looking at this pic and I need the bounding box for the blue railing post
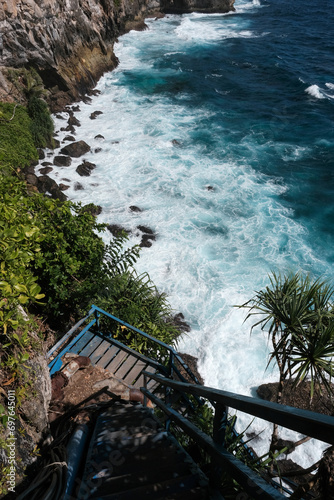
[168,351,175,379]
[164,351,175,432]
[143,372,148,408]
[93,306,100,333]
[211,402,228,489]
[213,402,228,445]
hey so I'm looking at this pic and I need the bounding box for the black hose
[17,395,118,500]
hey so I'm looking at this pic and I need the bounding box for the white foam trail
[175,18,266,42]
[42,13,329,469]
[236,0,264,12]
[305,84,325,99]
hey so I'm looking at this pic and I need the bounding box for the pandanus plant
[239,272,334,453]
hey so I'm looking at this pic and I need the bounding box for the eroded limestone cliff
[0,0,234,108]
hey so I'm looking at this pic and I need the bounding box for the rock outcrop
[161,0,234,13]
[0,0,235,109]
[257,380,334,416]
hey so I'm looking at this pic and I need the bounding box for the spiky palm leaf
[288,322,334,397]
[238,272,334,400]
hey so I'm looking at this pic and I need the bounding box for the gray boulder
[60,141,91,157]
[76,160,96,176]
[54,155,72,166]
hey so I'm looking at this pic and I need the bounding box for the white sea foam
[175,17,264,42]
[305,83,334,100]
[305,84,325,99]
[43,14,329,469]
[236,0,264,12]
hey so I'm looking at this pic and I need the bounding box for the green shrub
[96,270,180,356]
[27,96,54,148]
[0,103,38,171]
[27,198,107,320]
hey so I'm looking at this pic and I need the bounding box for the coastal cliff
[0,0,234,109]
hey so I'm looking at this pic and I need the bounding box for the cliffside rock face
[160,0,234,14]
[0,0,234,108]
[0,0,160,107]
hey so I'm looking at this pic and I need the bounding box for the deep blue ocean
[44,0,334,464]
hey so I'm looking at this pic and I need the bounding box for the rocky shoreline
[0,0,235,110]
[2,0,334,495]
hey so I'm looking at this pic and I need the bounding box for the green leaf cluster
[30,197,107,318]
[0,176,45,334]
[240,272,334,399]
[96,270,180,355]
[0,102,38,171]
[28,95,54,148]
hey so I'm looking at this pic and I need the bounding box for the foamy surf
[305,84,325,99]
[41,3,334,470]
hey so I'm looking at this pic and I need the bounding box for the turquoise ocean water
[43,0,334,464]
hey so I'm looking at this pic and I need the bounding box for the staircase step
[77,402,209,499]
[89,472,208,499]
[87,448,193,494]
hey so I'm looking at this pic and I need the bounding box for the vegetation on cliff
[1,77,333,497]
[0,99,181,495]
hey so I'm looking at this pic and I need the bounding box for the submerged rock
[54,155,72,166]
[74,182,84,191]
[137,225,154,235]
[80,203,103,216]
[39,166,53,175]
[125,20,149,31]
[136,225,156,247]
[90,111,103,119]
[63,135,76,142]
[37,148,45,160]
[38,175,67,201]
[68,114,81,127]
[140,234,154,247]
[129,205,142,213]
[107,224,131,237]
[172,312,191,333]
[76,160,96,176]
[60,141,91,157]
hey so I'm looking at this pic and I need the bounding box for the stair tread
[78,403,209,500]
[83,426,194,488]
[88,472,208,499]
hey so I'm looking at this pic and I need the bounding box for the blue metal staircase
[44,305,334,500]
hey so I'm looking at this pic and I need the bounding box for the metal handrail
[94,305,204,384]
[142,387,286,500]
[141,372,334,499]
[142,372,334,445]
[46,306,96,359]
[47,317,98,375]
[46,306,201,390]
[91,305,201,384]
